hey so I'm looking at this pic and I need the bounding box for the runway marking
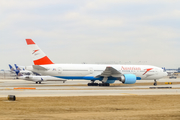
[70,87,78,90]
[5,88,11,90]
[14,88,36,90]
[121,93,138,96]
[3,101,17,102]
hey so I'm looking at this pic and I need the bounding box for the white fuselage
[26,64,167,82]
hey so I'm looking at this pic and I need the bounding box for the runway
[0,78,180,97]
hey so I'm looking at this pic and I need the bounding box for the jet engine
[119,74,136,84]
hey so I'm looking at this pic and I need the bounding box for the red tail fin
[26,39,54,65]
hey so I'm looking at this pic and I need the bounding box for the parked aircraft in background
[14,64,42,76]
[14,64,33,75]
[162,67,178,79]
[9,64,66,84]
[9,64,22,78]
[9,64,16,72]
[14,64,25,71]
[25,39,167,86]
[162,67,179,74]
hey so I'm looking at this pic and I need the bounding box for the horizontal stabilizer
[33,65,48,70]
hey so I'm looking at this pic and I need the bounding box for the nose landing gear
[36,82,41,84]
[153,79,157,86]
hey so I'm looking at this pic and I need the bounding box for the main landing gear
[36,82,41,84]
[87,81,98,86]
[153,79,157,86]
[99,83,110,86]
[87,81,110,86]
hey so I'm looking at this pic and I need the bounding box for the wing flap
[97,66,122,78]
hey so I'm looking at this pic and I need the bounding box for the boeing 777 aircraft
[25,39,167,86]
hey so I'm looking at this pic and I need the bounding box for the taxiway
[0,78,180,97]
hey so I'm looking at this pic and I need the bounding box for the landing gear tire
[105,83,110,86]
[88,83,91,86]
[99,83,110,86]
[154,80,157,86]
[36,82,38,84]
[94,83,98,86]
[87,83,99,86]
[39,82,41,84]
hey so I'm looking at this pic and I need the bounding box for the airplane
[25,39,167,86]
[9,64,16,72]
[9,64,66,84]
[14,64,33,75]
[9,64,39,76]
[14,64,42,76]
[9,64,21,78]
[162,67,178,79]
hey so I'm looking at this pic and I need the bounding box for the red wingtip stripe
[26,39,35,45]
[33,56,54,65]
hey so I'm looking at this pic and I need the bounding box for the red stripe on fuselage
[26,39,35,45]
[33,56,54,65]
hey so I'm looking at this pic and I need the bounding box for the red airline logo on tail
[32,49,39,54]
[143,68,153,75]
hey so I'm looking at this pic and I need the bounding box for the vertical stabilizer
[26,39,54,65]
[9,64,22,76]
[14,64,21,71]
[9,64,15,71]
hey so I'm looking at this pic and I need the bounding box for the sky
[1,0,180,70]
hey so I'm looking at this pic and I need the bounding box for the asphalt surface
[0,78,180,97]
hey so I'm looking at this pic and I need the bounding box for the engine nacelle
[119,74,136,84]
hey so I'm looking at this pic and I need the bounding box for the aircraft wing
[96,66,122,78]
[32,72,41,76]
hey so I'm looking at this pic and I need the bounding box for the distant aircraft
[9,64,22,78]
[14,64,33,75]
[25,39,167,86]
[162,67,177,79]
[9,64,16,72]
[9,64,66,84]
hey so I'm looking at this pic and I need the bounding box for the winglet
[25,39,54,65]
